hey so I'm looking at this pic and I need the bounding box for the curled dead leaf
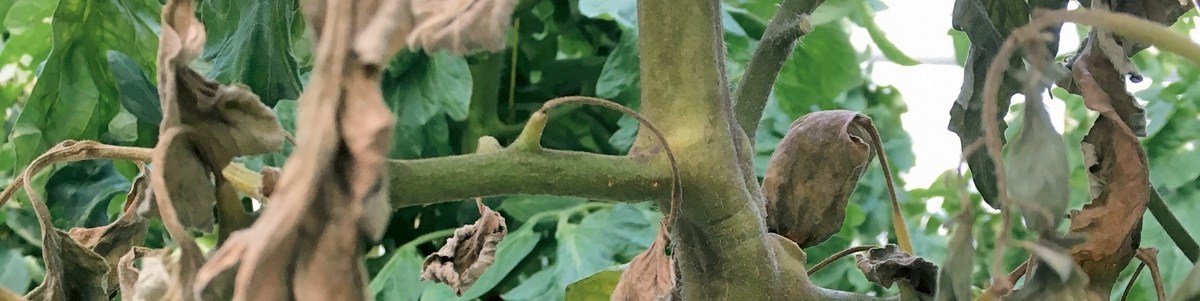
[612,222,676,301]
[762,110,875,248]
[25,230,110,301]
[67,166,152,294]
[259,166,281,199]
[132,251,173,301]
[117,247,153,301]
[420,198,508,296]
[407,0,517,54]
[1007,241,1089,300]
[854,245,938,296]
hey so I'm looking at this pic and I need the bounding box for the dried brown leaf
[132,251,174,301]
[762,110,875,248]
[612,223,676,301]
[853,244,938,296]
[194,0,396,299]
[117,247,153,301]
[68,167,152,294]
[1064,40,1150,299]
[1006,242,1090,301]
[24,229,110,301]
[407,0,517,54]
[421,199,507,296]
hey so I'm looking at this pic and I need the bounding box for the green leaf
[595,32,639,101]
[44,160,130,228]
[0,248,30,295]
[0,0,57,107]
[458,224,542,299]
[773,22,862,118]
[848,0,919,66]
[578,0,637,30]
[499,195,586,224]
[3,207,39,247]
[500,268,559,301]
[383,52,471,159]
[5,0,160,174]
[564,265,624,301]
[199,0,303,107]
[554,203,656,288]
[370,246,428,301]
[107,50,162,126]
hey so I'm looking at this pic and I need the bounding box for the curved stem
[733,0,823,140]
[807,245,875,276]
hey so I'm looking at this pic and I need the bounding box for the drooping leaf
[420,199,508,296]
[853,244,938,296]
[612,224,674,301]
[199,0,303,107]
[762,110,875,248]
[66,167,151,294]
[457,222,541,300]
[406,0,518,54]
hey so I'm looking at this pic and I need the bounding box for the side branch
[733,0,823,140]
[389,149,672,207]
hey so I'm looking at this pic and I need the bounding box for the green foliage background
[0,0,1195,299]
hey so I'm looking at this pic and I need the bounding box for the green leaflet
[382,51,472,159]
[199,0,303,107]
[44,160,130,229]
[5,0,160,175]
[0,0,56,107]
[774,22,863,118]
[564,265,624,300]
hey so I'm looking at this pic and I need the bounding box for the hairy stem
[733,0,823,140]
[389,149,672,207]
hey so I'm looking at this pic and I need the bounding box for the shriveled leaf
[420,199,508,296]
[458,223,541,299]
[67,169,152,294]
[24,230,109,301]
[131,251,172,301]
[407,0,517,54]
[565,266,623,301]
[1005,97,1070,237]
[117,247,153,301]
[853,244,937,296]
[763,110,875,247]
[1008,242,1089,300]
[612,225,674,301]
[196,0,397,298]
[1064,39,1151,297]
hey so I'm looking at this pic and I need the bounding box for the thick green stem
[637,0,780,299]
[388,148,671,207]
[733,0,823,141]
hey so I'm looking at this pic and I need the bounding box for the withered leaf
[67,167,152,294]
[1063,40,1150,297]
[259,166,281,199]
[762,110,875,248]
[131,251,173,301]
[936,173,975,301]
[612,222,675,301]
[1006,242,1089,300]
[153,0,286,232]
[117,247,153,301]
[407,0,517,54]
[194,0,397,298]
[24,230,110,301]
[420,198,508,296]
[854,244,937,296]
